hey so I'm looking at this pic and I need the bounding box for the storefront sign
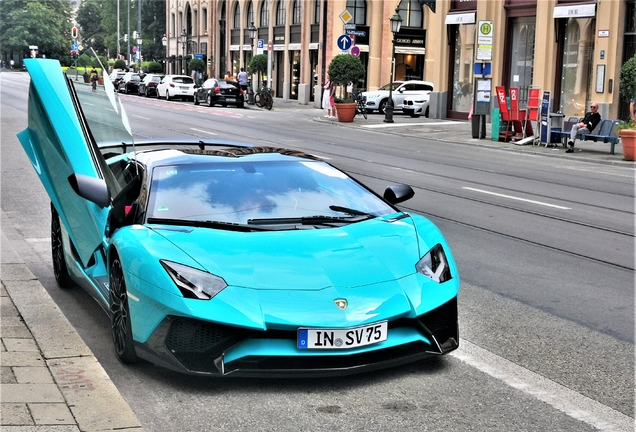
[445,12,476,25]
[553,4,596,18]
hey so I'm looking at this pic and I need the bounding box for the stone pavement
[1,97,633,432]
[1,223,143,431]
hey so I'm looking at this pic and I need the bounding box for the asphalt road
[1,71,633,432]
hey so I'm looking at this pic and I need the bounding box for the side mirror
[68,174,111,208]
[384,185,414,205]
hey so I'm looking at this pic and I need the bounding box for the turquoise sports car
[18,56,460,376]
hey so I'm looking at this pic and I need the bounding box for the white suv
[156,75,196,101]
[362,80,434,114]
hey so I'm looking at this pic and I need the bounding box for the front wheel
[409,112,420,118]
[51,205,70,288]
[110,255,139,364]
[379,99,389,115]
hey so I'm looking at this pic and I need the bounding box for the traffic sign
[71,43,78,50]
[336,34,352,51]
[257,39,264,49]
[351,46,360,57]
[268,40,273,51]
[339,10,352,24]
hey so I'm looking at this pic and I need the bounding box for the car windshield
[70,49,133,150]
[146,160,395,226]
[378,82,402,91]
[174,77,194,84]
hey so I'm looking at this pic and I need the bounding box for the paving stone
[0,402,34,425]
[0,426,80,431]
[1,365,17,384]
[14,366,54,384]
[1,383,64,403]
[1,324,32,338]
[29,403,75,425]
[0,351,45,367]
[4,338,39,352]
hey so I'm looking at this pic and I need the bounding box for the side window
[415,83,433,91]
[401,84,415,91]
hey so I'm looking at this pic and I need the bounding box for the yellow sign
[339,10,352,24]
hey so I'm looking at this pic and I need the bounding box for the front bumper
[134,297,459,377]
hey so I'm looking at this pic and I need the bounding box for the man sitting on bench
[566,103,601,153]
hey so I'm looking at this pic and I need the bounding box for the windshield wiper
[147,217,272,232]
[247,214,371,226]
[329,205,376,217]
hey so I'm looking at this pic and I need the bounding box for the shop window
[450,23,476,113]
[508,17,535,107]
[559,18,595,117]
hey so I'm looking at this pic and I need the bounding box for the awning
[553,3,596,18]
[445,12,476,25]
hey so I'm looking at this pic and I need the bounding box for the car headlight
[160,260,227,300]
[416,244,452,283]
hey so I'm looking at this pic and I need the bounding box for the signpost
[337,34,352,52]
[476,21,493,61]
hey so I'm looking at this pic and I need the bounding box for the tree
[113,59,126,70]
[76,0,107,55]
[146,61,162,73]
[327,54,366,100]
[0,0,72,61]
[188,58,205,74]
[248,54,268,87]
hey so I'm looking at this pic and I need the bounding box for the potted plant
[82,70,90,83]
[619,54,636,161]
[327,54,365,122]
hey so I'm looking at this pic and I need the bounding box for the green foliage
[248,54,268,75]
[113,59,126,70]
[188,58,205,73]
[146,61,163,74]
[78,52,93,68]
[620,54,636,101]
[0,0,72,60]
[616,120,636,131]
[327,54,365,88]
[76,0,107,54]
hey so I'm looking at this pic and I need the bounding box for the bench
[581,120,620,155]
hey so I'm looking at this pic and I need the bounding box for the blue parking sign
[337,35,352,51]
[257,39,264,49]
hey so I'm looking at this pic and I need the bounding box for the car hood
[152,216,420,290]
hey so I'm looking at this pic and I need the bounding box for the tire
[50,205,70,288]
[366,109,375,114]
[424,106,430,118]
[194,94,199,105]
[221,103,227,108]
[207,95,214,107]
[265,94,273,110]
[165,91,170,101]
[379,99,388,115]
[237,102,245,109]
[409,112,420,118]
[110,254,139,364]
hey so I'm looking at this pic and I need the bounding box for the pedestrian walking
[566,102,601,153]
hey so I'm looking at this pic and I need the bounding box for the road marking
[131,115,150,120]
[190,128,217,135]
[453,341,633,432]
[362,121,462,129]
[462,187,571,209]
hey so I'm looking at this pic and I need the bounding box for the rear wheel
[110,255,139,364]
[264,93,273,110]
[194,94,199,105]
[165,91,171,101]
[51,205,70,288]
[207,95,214,107]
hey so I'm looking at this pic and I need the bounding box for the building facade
[165,0,632,121]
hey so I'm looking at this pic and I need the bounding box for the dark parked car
[117,72,141,94]
[138,74,164,97]
[194,78,244,108]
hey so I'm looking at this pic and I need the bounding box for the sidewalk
[1,221,143,431]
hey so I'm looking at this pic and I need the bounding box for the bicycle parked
[353,90,367,119]
[255,87,274,110]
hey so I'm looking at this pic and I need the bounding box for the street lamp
[384,7,403,123]
[180,28,188,74]
[161,34,167,74]
[136,36,142,72]
[247,21,257,105]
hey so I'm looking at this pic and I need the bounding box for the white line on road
[190,128,217,135]
[462,187,571,209]
[453,341,633,431]
[131,115,150,120]
[362,121,463,129]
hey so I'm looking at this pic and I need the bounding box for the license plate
[297,321,388,350]
[225,97,235,101]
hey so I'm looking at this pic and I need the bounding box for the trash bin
[491,108,500,141]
